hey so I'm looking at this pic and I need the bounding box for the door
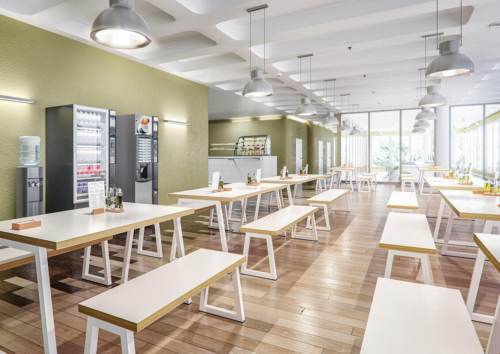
[327,142,331,171]
[296,138,303,173]
[318,141,324,175]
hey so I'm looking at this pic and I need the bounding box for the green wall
[0,15,208,220]
[209,117,337,175]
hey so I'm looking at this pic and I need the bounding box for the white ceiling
[1,0,500,121]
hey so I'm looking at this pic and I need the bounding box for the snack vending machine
[115,114,158,204]
[46,104,109,212]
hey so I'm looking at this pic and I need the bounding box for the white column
[435,105,450,168]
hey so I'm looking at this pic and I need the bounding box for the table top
[168,182,286,202]
[379,213,436,254]
[259,174,324,185]
[79,249,246,332]
[474,233,500,273]
[329,167,358,171]
[387,191,418,210]
[416,166,448,172]
[0,203,194,250]
[306,189,349,204]
[360,278,483,354]
[424,177,484,191]
[439,190,500,221]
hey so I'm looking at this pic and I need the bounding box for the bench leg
[287,185,294,206]
[293,213,318,241]
[137,224,163,259]
[384,250,395,279]
[307,204,330,231]
[84,316,135,354]
[385,250,433,285]
[241,233,277,280]
[199,267,245,322]
[254,194,261,221]
[486,294,500,354]
[82,241,112,286]
[170,218,192,304]
[216,201,229,253]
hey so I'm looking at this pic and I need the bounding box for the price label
[211,172,220,191]
[256,169,261,183]
[88,181,105,211]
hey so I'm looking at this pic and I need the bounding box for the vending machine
[109,109,117,189]
[46,104,109,212]
[115,114,159,204]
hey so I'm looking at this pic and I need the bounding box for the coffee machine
[115,114,158,204]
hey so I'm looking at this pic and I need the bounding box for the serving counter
[208,156,277,184]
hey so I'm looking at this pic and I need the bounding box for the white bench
[401,176,417,192]
[362,172,378,185]
[239,206,318,280]
[360,278,483,354]
[357,175,374,192]
[380,212,436,285]
[329,171,340,189]
[0,235,113,286]
[387,191,418,213]
[305,189,350,231]
[79,249,246,354]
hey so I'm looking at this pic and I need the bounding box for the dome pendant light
[242,5,273,98]
[416,107,437,121]
[339,94,352,132]
[413,127,426,134]
[414,120,431,129]
[323,79,339,126]
[295,54,317,116]
[425,0,475,79]
[91,0,151,49]
[419,84,447,107]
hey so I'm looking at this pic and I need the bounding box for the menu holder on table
[280,177,293,180]
[473,191,500,196]
[457,182,473,186]
[211,187,232,193]
[12,219,41,230]
[246,182,260,186]
[105,208,125,213]
[443,176,458,179]
[91,208,105,215]
[298,174,308,176]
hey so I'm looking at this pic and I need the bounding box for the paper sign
[212,172,220,191]
[282,167,287,178]
[88,181,105,211]
[305,164,309,174]
[256,169,262,183]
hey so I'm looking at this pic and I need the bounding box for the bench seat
[387,191,418,213]
[239,205,318,280]
[79,249,246,353]
[380,213,436,284]
[361,278,483,354]
[305,189,350,231]
[401,175,417,192]
[358,175,375,192]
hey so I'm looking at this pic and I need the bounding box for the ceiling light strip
[164,120,190,126]
[0,95,34,104]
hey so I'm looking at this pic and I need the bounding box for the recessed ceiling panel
[122,31,216,60]
[0,0,70,15]
[174,0,253,14]
[161,53,244,72]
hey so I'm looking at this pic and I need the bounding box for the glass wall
[485,104,500,177]
[370,111,400,181]
[340,113,368,170]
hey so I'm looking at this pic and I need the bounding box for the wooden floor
[0,183,499,353]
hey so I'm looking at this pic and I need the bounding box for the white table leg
[425,188,434,216]
[466,248,488,321]
[433,198,445,241]
[287,185,294,206]
[349,172,354,191]
[419,171,426,195]
[292,184,298,201]
[254,194,261,221]
[240,198,248,228]
[121,229,135,284]
[215,201,229,253]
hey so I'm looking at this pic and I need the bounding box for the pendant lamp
[295,54,317,116]
[414,120,431,129]
[242,5,273,97]
[425,0,475,79]
[339,95,352,132]
[416,107,437,120]
[91,0,151,49]
[323,79,339,126]
[413,127,426,133]
[419,84,447,108]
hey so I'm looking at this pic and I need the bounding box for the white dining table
[0,203,194,354]
[260,174,326,206]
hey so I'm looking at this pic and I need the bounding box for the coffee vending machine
[115,114,158,204]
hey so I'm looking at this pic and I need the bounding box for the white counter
[209,156,277,184]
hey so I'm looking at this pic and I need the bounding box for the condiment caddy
[212,175,232,192]
[105,187,125,212]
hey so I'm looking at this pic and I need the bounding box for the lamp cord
[264,8,266,72]
[424,37,427,87]
[436,0,439,50]
[299,58,302,95]
[460,0,463,46]
[309,56,312,98]
[249,11,252,73]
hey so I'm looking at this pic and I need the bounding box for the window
[370,111,400,181]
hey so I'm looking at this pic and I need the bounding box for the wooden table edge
[474,234,500,273]
[379,243,437,255]
[386,204,419,210]
[78,256,246,332]
[0,208,195,251]
[169,185,287,202]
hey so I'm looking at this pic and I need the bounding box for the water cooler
[16,166,43,218]
[115,114,159,204]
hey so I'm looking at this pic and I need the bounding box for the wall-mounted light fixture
[0,95,34,104]
[164,120,190,126]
